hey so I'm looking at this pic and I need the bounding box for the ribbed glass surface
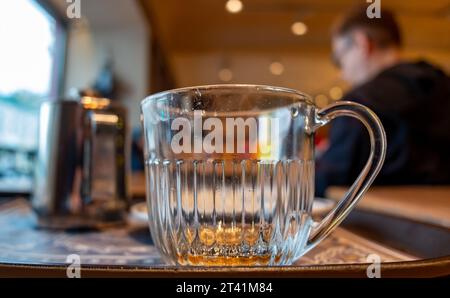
[146,159,314,266]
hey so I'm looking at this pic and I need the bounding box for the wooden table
[326,186,450,229]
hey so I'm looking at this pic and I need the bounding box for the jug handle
[304,101,387,253]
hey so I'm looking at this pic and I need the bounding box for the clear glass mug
[141,85,386,266]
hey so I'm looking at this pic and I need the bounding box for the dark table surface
[0,197,415,267]
[2,197,450,277]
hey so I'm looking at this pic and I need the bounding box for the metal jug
[32,96,130,229]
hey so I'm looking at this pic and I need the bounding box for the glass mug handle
[304,101,387,253]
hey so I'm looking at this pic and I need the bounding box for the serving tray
[0,198,448,277]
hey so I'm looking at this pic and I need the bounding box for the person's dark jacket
[316,61,450,197]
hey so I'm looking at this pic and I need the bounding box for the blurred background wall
[50,0,150,128]
[141,0,450,107]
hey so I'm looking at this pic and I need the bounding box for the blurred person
[316,6,450,197]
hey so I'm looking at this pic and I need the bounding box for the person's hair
[332,5,402,48]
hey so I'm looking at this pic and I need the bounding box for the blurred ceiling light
[329,86,343,100]
[218,68,233,82]
[269,62,284,75]
[315,94,328,107]
[226,0,243,14]
[291,22,308,36]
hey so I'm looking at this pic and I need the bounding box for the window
[0,0,65,193]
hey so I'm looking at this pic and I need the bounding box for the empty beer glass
[141,85,386,266]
